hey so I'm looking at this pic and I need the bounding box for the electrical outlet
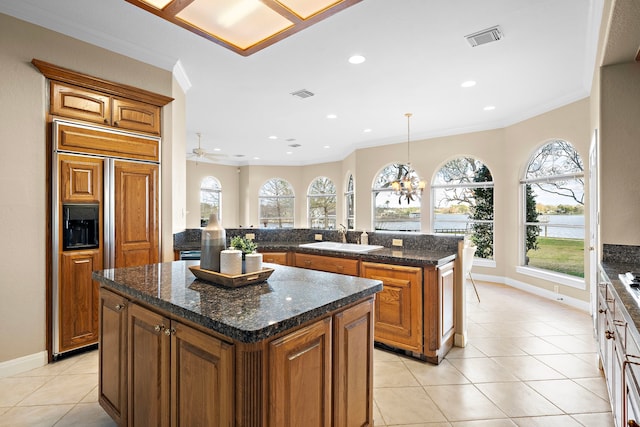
[315,234,323,241]
[392,239,403,247]
[553,285,559,294]
[245,233,255,240]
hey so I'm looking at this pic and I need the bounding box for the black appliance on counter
[62,203,99,250]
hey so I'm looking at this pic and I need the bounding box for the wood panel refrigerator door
[59,251,102,352]
[113,161,159,268]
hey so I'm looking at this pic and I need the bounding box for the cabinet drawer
[294,253,359,276]
[260,251,288,265]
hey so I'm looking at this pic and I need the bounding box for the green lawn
[526,237,584,278]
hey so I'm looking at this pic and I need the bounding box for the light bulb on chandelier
[391,113,425,203]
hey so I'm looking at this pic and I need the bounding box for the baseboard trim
[0,351,48,379]
[472,273,591,312]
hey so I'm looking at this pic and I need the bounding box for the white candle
[220,249,242,275]
[244,253,263,273]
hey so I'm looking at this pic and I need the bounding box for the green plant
[230,236,257,254]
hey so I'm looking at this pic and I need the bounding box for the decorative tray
[189,265,274,288]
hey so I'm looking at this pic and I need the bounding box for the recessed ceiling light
[363,128,372,133]
[213,148,221,152]
[348,55,366,64]
[253,156,260,160]
[268,135,278,140]
[326,114,337,119]
[286,151,293,155]
[324,145,330,149]
[461,80,477,88]
[483,105,496,111]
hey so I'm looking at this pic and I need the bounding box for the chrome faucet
[338,224,347,243]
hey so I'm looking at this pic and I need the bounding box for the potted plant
[230,236,258,259]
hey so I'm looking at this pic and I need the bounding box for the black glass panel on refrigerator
[62,204,99,250]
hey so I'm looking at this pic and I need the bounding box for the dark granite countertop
[601,261,640,337]
[175,239,456,267]
[174,228,460,267]
[93,261,382,344]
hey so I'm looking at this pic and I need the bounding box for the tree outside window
[372,164,421,231]
[259,178,294,228]
[521,140,584,278]
[200,176,221,227]
[308,176,337,229]
[345,174,355,230]
[432,158,494,259]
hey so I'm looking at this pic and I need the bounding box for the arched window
[432,157,494,259]
[521,140,584,278]
[372,164,421,232]
[259,178,294,228]
[345,174,355,230]
[200,176,221,227]
[308,176,336,229]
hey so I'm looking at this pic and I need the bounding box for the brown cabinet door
[59,250,101,352]
[114,161,159,268]
[361,262,422,352]
[99,288,128,426]
[51,81,111,125]
[333,298,374,427]
[270,317,332,427]
[294,253,359,276]
[59,154,102,203]
[128,303,170,427]
[171,321,234,427]
[112,97,161,135]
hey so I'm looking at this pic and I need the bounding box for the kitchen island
[93,261,382,427]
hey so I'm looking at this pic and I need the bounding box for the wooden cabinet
[127,302,234,427]
[270,317,332,427]
[260,251,289,265]
[295,253,359,276]
[51,82,161,135]
[333,298,374,427]
[58,250,101,352]
[59,154,102,203]
[99,288,128,426]
[361,262,422,352]
[114,161,159,268]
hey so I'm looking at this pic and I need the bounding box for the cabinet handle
[598,308,606,314]
[305,260,312,266]
[113,121,119,127]
[154,324,165,332]
[103,118,109,124]
[164,327,176,336]
[605,330,615,340]
[115,304,125,311]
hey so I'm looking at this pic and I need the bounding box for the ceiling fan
[187,133,226,163]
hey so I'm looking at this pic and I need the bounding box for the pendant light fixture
[390,113,426,203]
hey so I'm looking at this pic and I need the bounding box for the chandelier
[390,113,425,203]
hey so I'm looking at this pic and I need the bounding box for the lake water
[377,214,585,239]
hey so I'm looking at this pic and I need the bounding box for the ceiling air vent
[465,26,503,47]
[288,143,301,148]
[291,89,314,99]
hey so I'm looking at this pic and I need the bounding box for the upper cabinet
[52,82,161,135]
[32,58,172,136]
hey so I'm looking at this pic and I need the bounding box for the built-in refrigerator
[51,119,160,357]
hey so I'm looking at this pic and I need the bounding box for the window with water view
[521,140,584,278]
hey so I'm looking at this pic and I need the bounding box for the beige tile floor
[0,280,614,426]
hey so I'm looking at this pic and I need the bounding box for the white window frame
[200,176,221,226]
[307,176,337,229]
[258,178,295,228]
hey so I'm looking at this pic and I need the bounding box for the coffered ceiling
[0,0,604,166]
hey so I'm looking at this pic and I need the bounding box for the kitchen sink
[298,241,384,253]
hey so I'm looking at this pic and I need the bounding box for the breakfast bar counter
[93,261,382,427]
